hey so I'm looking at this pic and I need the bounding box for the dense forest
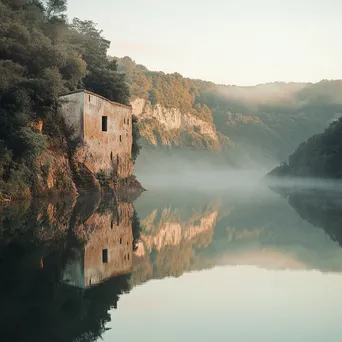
[117,56,342,166]
[0,0,139,201]
[269,116,342,178]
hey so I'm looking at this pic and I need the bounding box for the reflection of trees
[132,209,142,251]
[0,194,140,342]
[75,274,131,342]
[287,190,342,246]
[0,239,131,342]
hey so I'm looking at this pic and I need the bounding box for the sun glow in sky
[67,0,342,85]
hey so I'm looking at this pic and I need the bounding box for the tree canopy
[269,116,342,179]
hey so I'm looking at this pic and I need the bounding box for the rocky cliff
[131,98,221,150]
[0,135,143,204]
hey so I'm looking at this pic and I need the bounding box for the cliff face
[36,149,78,198]
[34,143,101,199]
[0,135,142,204]
[131,98,221,150]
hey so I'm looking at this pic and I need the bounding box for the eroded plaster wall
[60,91,133,178]
[60,92,84,140]
[83,92,133,176]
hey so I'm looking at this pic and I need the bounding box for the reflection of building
[63,203,133,288]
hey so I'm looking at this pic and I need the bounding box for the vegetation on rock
[0,0,137,202]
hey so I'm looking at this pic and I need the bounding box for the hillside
[0,1,140,202]
[269,117,342,178]
[117,56,342,166]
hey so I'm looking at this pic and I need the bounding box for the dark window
[120,237,122,244]
[119,135,122,142]
[102,116,108,132]
[102,249,108,263]
[89,95,91,102]
[128,254,130,260]
[127,119,129,125]
[111,220,114,230]
[124,118,126,124]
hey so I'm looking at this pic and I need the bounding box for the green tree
[0,0,86,200]
[70,19,130,105]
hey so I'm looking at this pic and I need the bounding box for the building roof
[59,89,132,110]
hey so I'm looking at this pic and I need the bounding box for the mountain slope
[117,56,342,166]
[269,117,342,178]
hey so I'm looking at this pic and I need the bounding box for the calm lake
[1,182,342,342]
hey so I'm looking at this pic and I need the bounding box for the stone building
[60,90,133,178]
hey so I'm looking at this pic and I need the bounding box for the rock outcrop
[131,98,221,150]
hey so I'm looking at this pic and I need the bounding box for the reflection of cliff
[132,189,342,288]
[140,209,218,253]
[131,195,219,286]
[0,195,138,342]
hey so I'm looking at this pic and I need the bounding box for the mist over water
[135,152,342,194]
[135,150,270,192]
[137,167,267,192]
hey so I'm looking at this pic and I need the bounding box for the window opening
[102,249,108,263]
[102,116,108,132]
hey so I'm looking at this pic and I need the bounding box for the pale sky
[67,0,342,85]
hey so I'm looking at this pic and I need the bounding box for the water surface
[1,184,342,341]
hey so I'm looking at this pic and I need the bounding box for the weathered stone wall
[83,92,133,177]
[60,92,84,141]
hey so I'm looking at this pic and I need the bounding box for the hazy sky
[67,0,342,85]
